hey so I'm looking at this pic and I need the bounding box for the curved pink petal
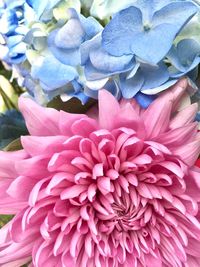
[18,97,60,136]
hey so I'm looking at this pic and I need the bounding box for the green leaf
[0,215,13,228]
[48,96,97,113]
[3,138,23,151]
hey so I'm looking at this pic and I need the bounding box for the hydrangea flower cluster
[0,0,200,107]
[0,0,33,64]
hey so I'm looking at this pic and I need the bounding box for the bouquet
[0,0,200,266]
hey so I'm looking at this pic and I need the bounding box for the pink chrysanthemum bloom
[0,79,200,267]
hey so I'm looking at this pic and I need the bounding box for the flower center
[143,23,151,32]
[111,196,146,232]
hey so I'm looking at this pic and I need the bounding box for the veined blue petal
[82,33,135,81]
[153,2,198,30]
[102,6,143,57]
[102,2,197,64]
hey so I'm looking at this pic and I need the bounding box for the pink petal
[0,180,26,214]
[18,97,60,136]
[172,139,200,166]
[71,118,98,136]
[7,175,36,202]
[0,150,27,178]
[61,185,87,200]
[155,123,198,147]
[59,110,86,135]
[170,103,198,129]
[21,135,67,156]
[142,78,189,138]
[98,89,120,129]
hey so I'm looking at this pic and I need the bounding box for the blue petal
[70,91,89,104]
[153,2,198,31]
[102,2,197,64]
[141,79,178,95]
[134,92,156,109]
[84,79,121,100]
[82,34,135,80]
[168,39,200,73]
[134,0,174,21]
[31,54,78,90]
[68,9,103,39]
[119,71,144,99]
[84,56,135,81]
[80,34,101,65]
[140,62,169,90]
[0,11,18,34]
[102,6,143,57]
[130,24,178,64]
[90,43,134,73]
[79,15,103,39]
[195,112,200,122]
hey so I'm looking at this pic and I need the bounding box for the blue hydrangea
[81,0,199,107]
[0,0,34,64]
[17,8,103,104]
[0,0,200,109]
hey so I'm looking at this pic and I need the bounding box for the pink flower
[0,79,200,267]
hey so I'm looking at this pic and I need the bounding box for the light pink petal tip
[18,97,60,136]
[98,89,120,129]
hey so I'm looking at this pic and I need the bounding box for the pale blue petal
[27,0,60,18]
[84,57,135,81]
[82,34,135,80]
[80,34,101,65]
[54,18,85,49]
[31,54,78,90]
[48,30,80,66]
